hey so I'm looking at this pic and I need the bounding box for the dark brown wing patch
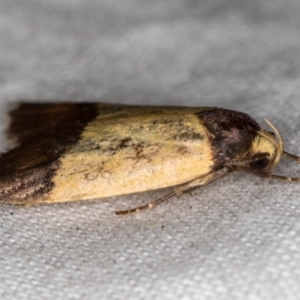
[0,103,99,204]
[195,108,260,169]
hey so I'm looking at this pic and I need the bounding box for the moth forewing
[48,107,215,203]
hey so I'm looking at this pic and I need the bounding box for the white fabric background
[1,1,300,299]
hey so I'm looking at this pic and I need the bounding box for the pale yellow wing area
[48,105,214,202]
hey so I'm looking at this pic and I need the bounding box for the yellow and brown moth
[0,103,299,214]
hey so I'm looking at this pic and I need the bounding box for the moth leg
[115,167,234,215]
[283,151,300,162]
[115,191,178,215]
[238,166,300,182]
[173,166,233,195]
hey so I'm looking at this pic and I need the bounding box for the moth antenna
[238,166,300,182]
[263,119,283,166]
[264,119,283,150]
[283,151,300,162]
[115,191,177,215]
[262,119,300,163]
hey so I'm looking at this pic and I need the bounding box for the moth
[0,103,299,215]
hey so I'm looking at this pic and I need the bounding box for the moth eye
[249,157,270,169]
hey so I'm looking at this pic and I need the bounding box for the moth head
[247,119,283,171]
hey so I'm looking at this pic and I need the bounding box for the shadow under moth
[0,103,299,215]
